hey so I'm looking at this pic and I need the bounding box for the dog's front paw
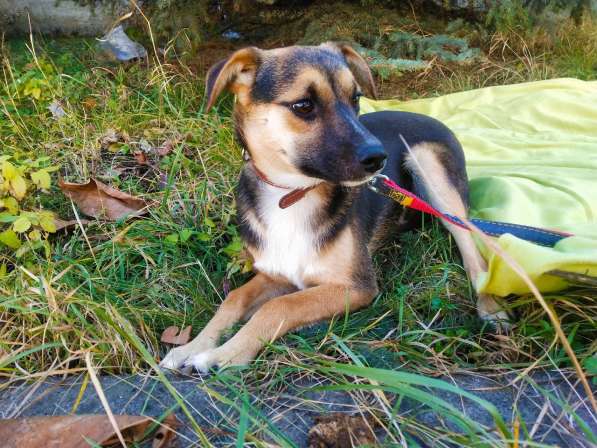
[160,338,216,372]
[185,343,257,374]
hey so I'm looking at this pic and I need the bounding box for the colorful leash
[367,174,572,247]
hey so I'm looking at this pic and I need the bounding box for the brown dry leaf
[54,218,90,231]
[157,139,175,156]
[0,414,180,448]
[133,150,149,165]
[143,127,167,139]
[151,415,180,448]
[59,178,148,221]
[100,128,129,151]
[308,413,378,448]
[82,96,98,110]
[161,325,192,345]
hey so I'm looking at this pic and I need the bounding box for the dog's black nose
[358,144,387,173]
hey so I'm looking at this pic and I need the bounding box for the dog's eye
[352,92,363,107]
[291,99,314,115]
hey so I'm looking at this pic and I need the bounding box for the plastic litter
[98,25,147,61]
[48,100,66,119]
[222,30,242,40]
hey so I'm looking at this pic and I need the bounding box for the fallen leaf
[59,178,148,221]
[108,142,123,153]
[54,217,90,231]
[308,413,378,448]
[133,150,149,165]
[151,415,180,448]
[0,414,180,448]
[143,127,168,139]
[157,139,175,156]
[100,128,128,151]
[82,96,98,110]
[161,326,192,345]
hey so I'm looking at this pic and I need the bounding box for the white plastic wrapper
[98,25,147,61]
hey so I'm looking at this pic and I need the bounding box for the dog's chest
[251,189,320,289]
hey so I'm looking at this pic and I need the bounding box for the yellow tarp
[361,78,597,296]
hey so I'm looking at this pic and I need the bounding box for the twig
[547,270,597,287]
[85,352,126,448]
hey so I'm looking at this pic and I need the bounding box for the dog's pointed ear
[205,47,261,111]
[324,42,377,99]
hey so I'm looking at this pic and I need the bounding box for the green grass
[1,14,596,447]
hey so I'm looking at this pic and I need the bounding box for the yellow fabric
[361,78,597,296]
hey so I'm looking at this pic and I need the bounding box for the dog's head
[205,43,386,188]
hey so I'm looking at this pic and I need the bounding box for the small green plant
[357,46,429,79]
[486,0,532,33]
[4,57,56,102]
[1,20,596,446]
[0,156,59,259]
[353,31,481,80]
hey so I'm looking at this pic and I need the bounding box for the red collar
[249,161,316,209]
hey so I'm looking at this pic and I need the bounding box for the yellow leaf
[242,259,253,274]
[0,229,21,249]
[108,142,123,153]
[10,174,27,200]
[28,213,39,225]
[39,214,57,233]
[28,229,42,241]
[3,196,19,214]
[2,161,17,180]
[24,81,42,100]
[13,216,31,233]
[31,169,51,190]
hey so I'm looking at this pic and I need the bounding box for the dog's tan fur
[160,43,508,373]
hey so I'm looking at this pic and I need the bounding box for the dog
[160,42,509,373]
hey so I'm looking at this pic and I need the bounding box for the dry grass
[0,10,596,446]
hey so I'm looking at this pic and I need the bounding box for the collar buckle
[367,174,389,193]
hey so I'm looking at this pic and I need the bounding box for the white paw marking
[159,346,192,370]
[186,351,217,374]
[159,337,217,371]
[159,356,180,370]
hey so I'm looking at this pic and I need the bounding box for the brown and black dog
[160,43,509,373]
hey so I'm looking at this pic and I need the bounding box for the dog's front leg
[160,272,293,371]
[186,284,375,373]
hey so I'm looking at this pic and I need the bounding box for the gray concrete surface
[0,0,129,36]
[0,370,595,447]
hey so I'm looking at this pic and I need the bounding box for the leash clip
[367,174,389,193]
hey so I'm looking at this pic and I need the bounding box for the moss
[296,3,480,79]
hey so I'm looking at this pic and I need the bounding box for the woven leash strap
[368,175,572,247]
